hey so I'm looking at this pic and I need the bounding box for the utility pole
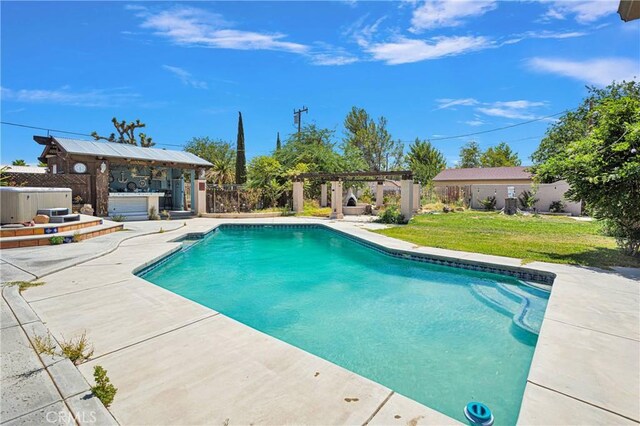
[293,106,308,134]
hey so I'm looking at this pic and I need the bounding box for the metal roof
[433,166,532,182]
[51,137,212,167]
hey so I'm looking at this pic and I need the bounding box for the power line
[426,111,567,142]
[0,121,186,148]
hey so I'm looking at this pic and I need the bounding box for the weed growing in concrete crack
[59,331,94,365]
[32,332,56,356]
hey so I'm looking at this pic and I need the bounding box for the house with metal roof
[35,136,212,219]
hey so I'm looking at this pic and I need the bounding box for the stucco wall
[434,178,532,187]
[470,181,582,215]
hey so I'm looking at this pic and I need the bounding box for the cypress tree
[235,111,246,184]
[276,132,281,151]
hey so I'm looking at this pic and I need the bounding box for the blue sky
[1,1,639,167]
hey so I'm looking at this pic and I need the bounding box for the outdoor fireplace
[343,187,368,215]
[345,188,357,206]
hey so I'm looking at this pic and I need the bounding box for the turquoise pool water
[141,226,549,424]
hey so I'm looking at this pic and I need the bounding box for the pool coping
[5,217,638,425]
[145,222,556,285]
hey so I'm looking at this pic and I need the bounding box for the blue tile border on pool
[136,223,556,285]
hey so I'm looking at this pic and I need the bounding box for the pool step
[497,283,548,336]
[469,283,548,335]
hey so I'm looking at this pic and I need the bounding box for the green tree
[246,156,284,207]
[92,117,154,147]
[534,81,640,256]
[235,112,247,184]
[184,137,236,184]
[533,81,640,180]
[480,142,521,167]
[343,107,404,171]
[11,159,27,166]
[276,125,342,173]
[275,124,347,198]
[457,141,482,168]
[406,139,446,185]
[37,161,47,167]
[276,132,281,151]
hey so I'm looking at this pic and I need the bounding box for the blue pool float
[464,401,494,426]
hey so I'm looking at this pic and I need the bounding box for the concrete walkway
[1,217,638,425]
[0,220,186,281]
[1,285,116,425]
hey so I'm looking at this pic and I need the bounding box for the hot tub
[0,187,72,224]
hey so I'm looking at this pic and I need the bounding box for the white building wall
[470,180,582,215]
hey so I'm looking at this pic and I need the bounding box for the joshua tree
[92,117,155,147]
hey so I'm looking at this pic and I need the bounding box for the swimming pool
[140,225,550,425]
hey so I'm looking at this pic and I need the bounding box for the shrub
[72,231,82,243]
[49,236,64,245]
[148,206,160,220]
[376,205,407,224]
[91,366,117,408]
[383,193,401,206]
[161,210,171,220]
[359,187,374,204]
[479,196,497,211]
[518,190,539,210]
[549,201,565,213]
[59,332,94,365]
[111,215,125,222]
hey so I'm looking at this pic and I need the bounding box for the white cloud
[366,35,493,65]
[435,98,479,110]
[162,65,208,89]
[311,54,359,66]
[437,97,548,120]
[528,57,639,86]
[138,6,308,54]
[124,4,147,11]
[410,0,497,32]
[0,86,140,107]
[477,100,547,119]
[477,107,535,120]
[523,30,587,39]
[542,1,618,24]
[492,100,546,109]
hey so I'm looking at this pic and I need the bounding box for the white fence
[470,181,582,215]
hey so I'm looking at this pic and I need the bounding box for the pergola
[292,170,418,220]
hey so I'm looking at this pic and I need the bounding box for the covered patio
[35,136,211,220]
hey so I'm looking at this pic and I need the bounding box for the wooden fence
[4,173,92,206]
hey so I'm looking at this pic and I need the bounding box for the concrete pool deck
[1,217,638,425]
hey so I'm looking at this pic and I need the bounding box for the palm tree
[207,149,236,184]
[12,159,27,166]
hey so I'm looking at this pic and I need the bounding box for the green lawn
[374,211,640,269]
